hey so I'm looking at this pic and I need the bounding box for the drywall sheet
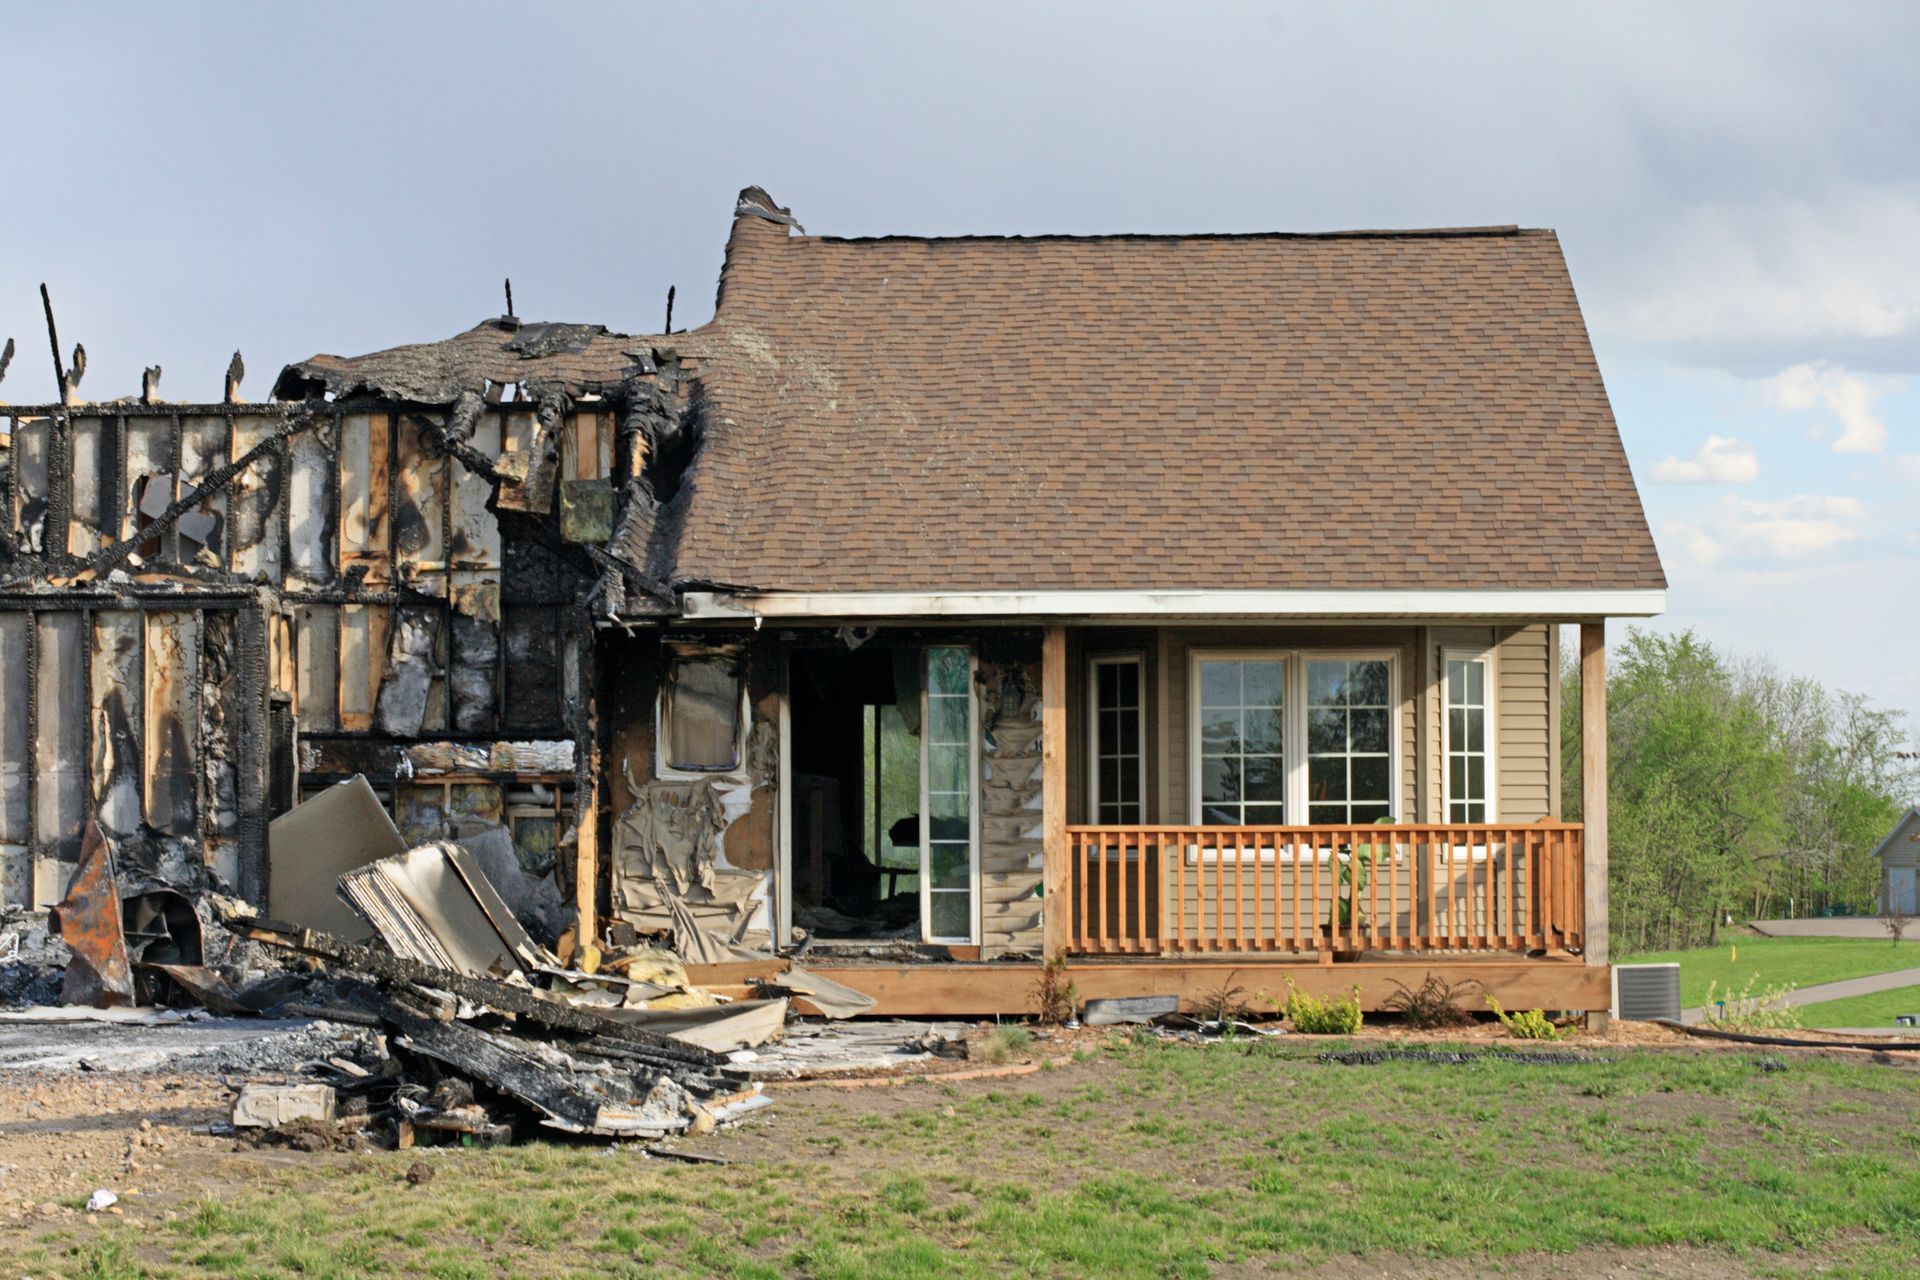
[266,774,407,942]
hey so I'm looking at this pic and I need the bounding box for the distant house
[1873,807,1920,914]
[1,187,1665,1019]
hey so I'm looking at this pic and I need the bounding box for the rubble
[232,1082,337,1128]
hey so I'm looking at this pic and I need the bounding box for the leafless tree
[1884,904,1913,947]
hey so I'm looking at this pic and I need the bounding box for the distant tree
[1562,628,1917,955]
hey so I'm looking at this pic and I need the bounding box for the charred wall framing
[3,394,628,911]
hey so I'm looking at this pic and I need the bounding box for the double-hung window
[1196,657,1288,825]
[1088,655,1145,824]
[1443,652,1493,823]
[1190,651,1398,831]
[1305,658,1393,825]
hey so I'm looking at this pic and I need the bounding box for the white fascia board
[679,588,1668,621]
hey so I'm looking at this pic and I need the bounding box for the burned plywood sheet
[0,613,30,905]
[143,611,199,837]
[34,612,87,856]
[228,414,285,580]
[89,611,144,838]
[266,775,407,941]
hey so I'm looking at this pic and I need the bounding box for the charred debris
[0,280,890,1146]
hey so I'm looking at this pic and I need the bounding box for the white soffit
[679,588,1668,621]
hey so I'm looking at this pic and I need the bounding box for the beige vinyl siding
[1078,621,1559,949]
[1495,624,1554,821]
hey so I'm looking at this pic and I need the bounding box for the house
[1873,807,1920,915]
[0,187,1663,1022]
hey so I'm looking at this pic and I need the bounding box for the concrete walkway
[1747,918,1904,938]
[1682,965,1920,1024]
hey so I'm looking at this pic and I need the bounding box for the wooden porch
[1067,822,1585,959]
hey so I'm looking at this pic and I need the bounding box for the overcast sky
[4,2,1916,734]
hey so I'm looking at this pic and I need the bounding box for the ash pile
[7,776,874,1148]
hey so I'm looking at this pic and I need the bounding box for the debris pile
[211,963,770,1147]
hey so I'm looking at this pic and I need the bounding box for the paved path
[1682,965,1920,1024]
[1747,918,1903,938]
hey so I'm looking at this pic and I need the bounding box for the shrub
[1196,972,1252,1023]
[1030,955,1079,1025]
[978,1023,1034,1064]
[1701,977,1802,1031]
[1486,996,1563,1040]
[1281,979,1363,1034]
[1382,974,1480,1030]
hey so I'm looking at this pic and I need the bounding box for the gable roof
[666,193,1665,602]
[1872,806,1920,862]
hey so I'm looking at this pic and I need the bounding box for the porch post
[1580,621,1610,1024]
[1042,624,1069,959]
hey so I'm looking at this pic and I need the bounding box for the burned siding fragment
[450,609,500,735]
[143,611,199,837]
[375,607,442,736]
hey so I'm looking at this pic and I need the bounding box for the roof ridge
[807,225,1535,245]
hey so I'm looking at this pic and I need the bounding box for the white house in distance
[1874,806,1920,915]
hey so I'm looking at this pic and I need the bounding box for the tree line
[1562,629,1918,955]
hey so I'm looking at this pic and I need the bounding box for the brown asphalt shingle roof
[669,207,1665,595]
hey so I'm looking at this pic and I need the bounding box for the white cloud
[1607,187,1920,347]
[1898,454,1920,482]
[1650,435,1759,484]
[1664,493,1870,571]
[1763,362,1892,454]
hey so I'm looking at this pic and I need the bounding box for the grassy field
[1798,984,1920,1030]
[1621,935,1917,1006]
[12,1038,1920,1279]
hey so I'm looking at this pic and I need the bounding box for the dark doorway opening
[787,644,922,939]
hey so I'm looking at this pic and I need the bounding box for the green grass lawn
[1620,935,1918,1006]
[12,1040,1920,1279]
[1798,984,1920,1030]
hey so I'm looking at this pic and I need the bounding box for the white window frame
[1087,652,1147,828]
[1186,647,1401,862]
[919,646,982,945]
[1440,646,1498,826]
[655,647,750,780]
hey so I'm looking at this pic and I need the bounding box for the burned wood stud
[39,282,68,404]
[224,351,245,403]
[0,336,15,388]
[141,365,163,404]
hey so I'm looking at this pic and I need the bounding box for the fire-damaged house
[1,186,1665,1022]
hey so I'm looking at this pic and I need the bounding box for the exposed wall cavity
[4,392,638,912]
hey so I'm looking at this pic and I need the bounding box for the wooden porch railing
[1067,823,1584,958]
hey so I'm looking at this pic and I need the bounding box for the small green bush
[1486,997,1562,1040]
[1701,977,1802,1031]
[978,1022,1034,1063]
[1282,980,1363,1034]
